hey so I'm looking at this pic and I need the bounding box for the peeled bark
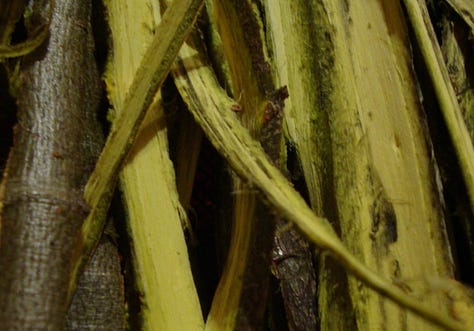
[0,0,103,328]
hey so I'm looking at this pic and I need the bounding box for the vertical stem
[0,0,103,328]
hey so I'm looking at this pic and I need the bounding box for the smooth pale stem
[68,0,205,302]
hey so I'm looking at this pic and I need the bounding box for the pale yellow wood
[100,1,204,330]
[266,1,457,330]
[74,0,204,306]
[70,0,468,328]
[120,102,203,331]
[265,0,330,216]
[84,0,205,207]
[326,1,456,330]
[169,20,466,330]
[265,2,350,329]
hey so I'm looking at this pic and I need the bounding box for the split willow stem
[69,0,467,329]
[170,39,467,330]
[183,74,467,331]
[68,0,205,302]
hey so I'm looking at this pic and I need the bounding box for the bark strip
[262,86,318,331]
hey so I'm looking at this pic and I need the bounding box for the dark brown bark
[266,88,318,331]
[0,0,103,328]
[272,224,318,331]
[66,223,125,331]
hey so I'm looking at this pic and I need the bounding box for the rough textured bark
[272,224,318,331]
[66,224,125,331]
[0,0,103,328]
[267,87,318,331]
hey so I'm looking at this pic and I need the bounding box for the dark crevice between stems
[408,7,474,285]
[110,192,143,331]
[0,65,16,175]
[189,136,230,318]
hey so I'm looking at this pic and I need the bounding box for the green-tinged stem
[68,0,204,303]
[170,37,467,330]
